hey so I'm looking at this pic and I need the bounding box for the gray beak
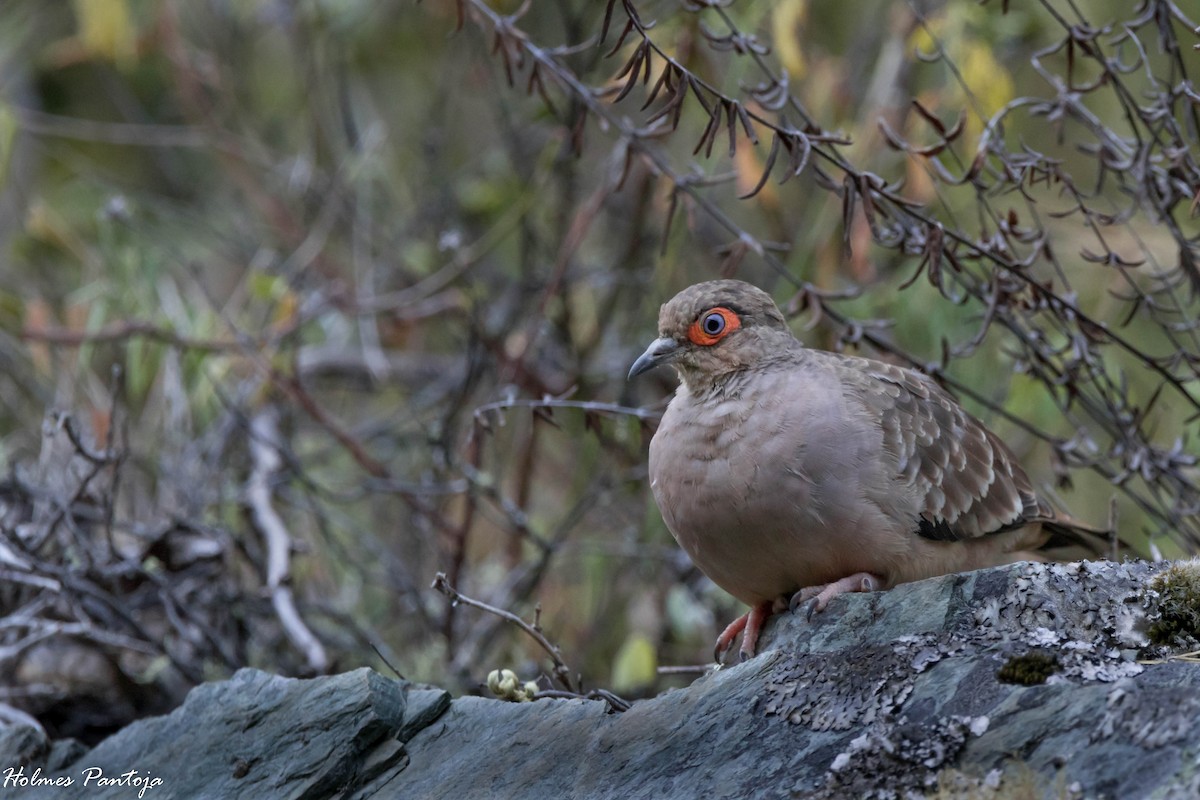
[628,337,681,380]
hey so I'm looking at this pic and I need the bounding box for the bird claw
[713,601,773,664]
[713,612,749,664]
[803,597,820,622]
[788,586,820,615]
[788,585,823,618]
[788,572,883,620]
[716,581,883,663]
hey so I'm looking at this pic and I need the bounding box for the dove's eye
[688,307,740,346]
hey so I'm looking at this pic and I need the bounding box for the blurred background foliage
[0,0,1196,740]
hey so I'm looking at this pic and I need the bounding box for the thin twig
[431,571,580,693]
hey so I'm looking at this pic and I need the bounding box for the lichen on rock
[820,715,990,799]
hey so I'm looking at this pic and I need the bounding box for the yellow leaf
[270,289,300,334]
[909,14,944,57]
[0,102,15,185]
[72,0,138,70]
[771,0,807,81]
[611,633,657,693]
[959,43,1014,150]
[960,43,1014,120]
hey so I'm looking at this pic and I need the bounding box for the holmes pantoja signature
[3,765,163,797]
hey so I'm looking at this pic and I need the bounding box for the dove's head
[628,280,797,391]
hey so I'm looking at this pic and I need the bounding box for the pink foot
[788,572,882,620]
[714,600,776,663]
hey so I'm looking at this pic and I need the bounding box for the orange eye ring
[687,307,741,346]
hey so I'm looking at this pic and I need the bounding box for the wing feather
[831,354,1052,542]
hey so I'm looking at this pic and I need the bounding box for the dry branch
[246,407,330,674]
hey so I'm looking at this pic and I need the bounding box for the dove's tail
[1040,505,1122,561]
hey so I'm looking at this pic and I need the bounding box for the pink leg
[714,600,774,664]
[788,572,882,620]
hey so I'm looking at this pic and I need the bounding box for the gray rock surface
[0,667,449,799]
[2,560,1198,799]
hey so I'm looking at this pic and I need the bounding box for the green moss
[996,652,1060,686]
[1147,559,1200,647]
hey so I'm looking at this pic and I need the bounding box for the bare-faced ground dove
[629,280,1110,662]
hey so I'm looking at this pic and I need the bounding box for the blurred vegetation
[0,0,1196,739]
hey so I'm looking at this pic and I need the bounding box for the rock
[2,560,1198,799]
[0,668,448,799]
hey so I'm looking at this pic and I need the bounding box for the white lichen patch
[820,715,992,799]
[967,560,1159,682]
[1093,682,1200,748]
